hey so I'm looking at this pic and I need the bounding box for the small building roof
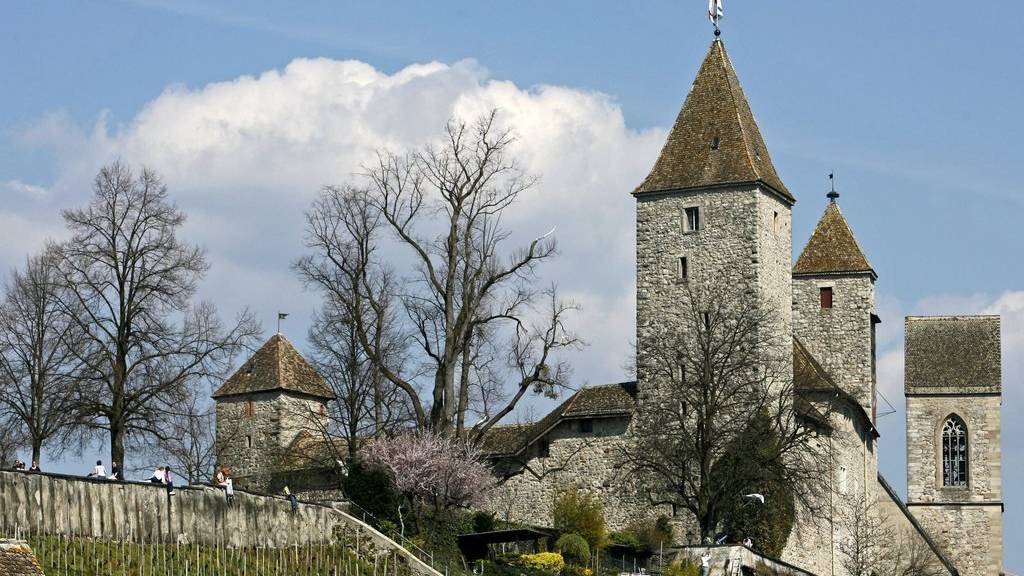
[0,541,44,576]
[479,382,637,457]
[634,39,792,203]
[794,338,877,438]
[212,334,335,400]
[905,316,1001,395]
[793,201,874,277]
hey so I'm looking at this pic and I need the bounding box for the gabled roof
[793,201,874,277]
[479,382,637,457]
[212,334,335,400]
[794,338,878,438]
[634,39,792,203]
[905,316,1001,394]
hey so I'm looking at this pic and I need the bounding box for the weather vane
[827,172,840,202]
[708,0,723,36]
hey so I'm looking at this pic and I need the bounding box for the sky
[2,1,1022,569]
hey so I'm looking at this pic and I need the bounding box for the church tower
[212,334,335,492]
[634,38,794,400]
[905,316,1003,576]
[792,193,879,422]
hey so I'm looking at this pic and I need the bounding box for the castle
[213,38,1005,576]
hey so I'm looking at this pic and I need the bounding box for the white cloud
[9,56,664,392]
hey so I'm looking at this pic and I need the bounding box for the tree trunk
[31,440,42,466]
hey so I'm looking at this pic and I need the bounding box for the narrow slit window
[684,207,701,232]
[246,435,253,449]
[773,211,779,234]
[678,256,689,281]
[820,287,833,309]
[711,136,721,150]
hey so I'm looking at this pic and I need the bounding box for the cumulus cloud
[7,57,665,410]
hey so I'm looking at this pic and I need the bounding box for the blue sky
[3,1,1022,570]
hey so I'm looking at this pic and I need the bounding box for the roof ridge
[718,41,759,182]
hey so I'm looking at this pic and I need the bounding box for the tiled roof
[0,541,44,576]
[212,334,335,400]
[634,39,792,202]
[793,201,874,276]
[905,316,1001,393]
[479,382,637,456]
[794,338,878,438]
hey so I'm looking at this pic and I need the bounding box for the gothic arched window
[941,415,968,487]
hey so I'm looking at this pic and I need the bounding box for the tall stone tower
[212,334,335,492]
[792,194,879,422]
[633,38,794,399]
[905,316,1003,576]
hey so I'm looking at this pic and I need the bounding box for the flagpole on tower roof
[277,312,289,335]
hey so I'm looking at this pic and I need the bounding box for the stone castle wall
[781,396,878,576]
[636,186,792,404]
[215,391,283,489]
[216,391,328,492]
[906,394,1002,575]
[485,416,670,533]
[792,274,876,413]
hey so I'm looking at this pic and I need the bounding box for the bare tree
[621,286,827,541]
[147,391,218,484]
[54,162,260,472]
[296,111,581,440]
[840,493,946,576]
[307,304,413,458]
[0,414,23,466]
[0,250,84,465]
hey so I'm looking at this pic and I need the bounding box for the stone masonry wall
[0,470,441,576]
[216,391,329,492]
[793,274,876,415]
[215,391,282,490]
[485,417,671,534]
[906,394,1002,575]
[636,185,791,404]
[782,396,877,576]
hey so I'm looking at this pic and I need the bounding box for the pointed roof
[634,39,793,202]
[212,334,335,400]
[793,201,874,277]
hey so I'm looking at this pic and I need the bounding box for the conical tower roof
[634,39,792,202]
[212,334,335,400]
[794,201,874,277]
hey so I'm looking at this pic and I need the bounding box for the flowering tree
[361,431,494,534]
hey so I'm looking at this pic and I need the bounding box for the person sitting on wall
[28,461,41,473]
[164,465,175,496]
[109,462,122,480]
[87,460,107,478]
[225,476,235,506]
[149,466,166,484]
[284,485,298,513]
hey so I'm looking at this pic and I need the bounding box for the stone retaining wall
[0,470,440,576]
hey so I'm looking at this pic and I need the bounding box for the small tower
[905,316,1003,576]
[792,193,880,422]
[212,334,335,492]
[633,38,794,400]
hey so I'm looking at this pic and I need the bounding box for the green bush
[552,486,607,551]
[343,458,401,523]
[663,558,700,576]
[516,552,566,575]
[609,530,642,550]
[555,533,590,565]
[473,510,496,533]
